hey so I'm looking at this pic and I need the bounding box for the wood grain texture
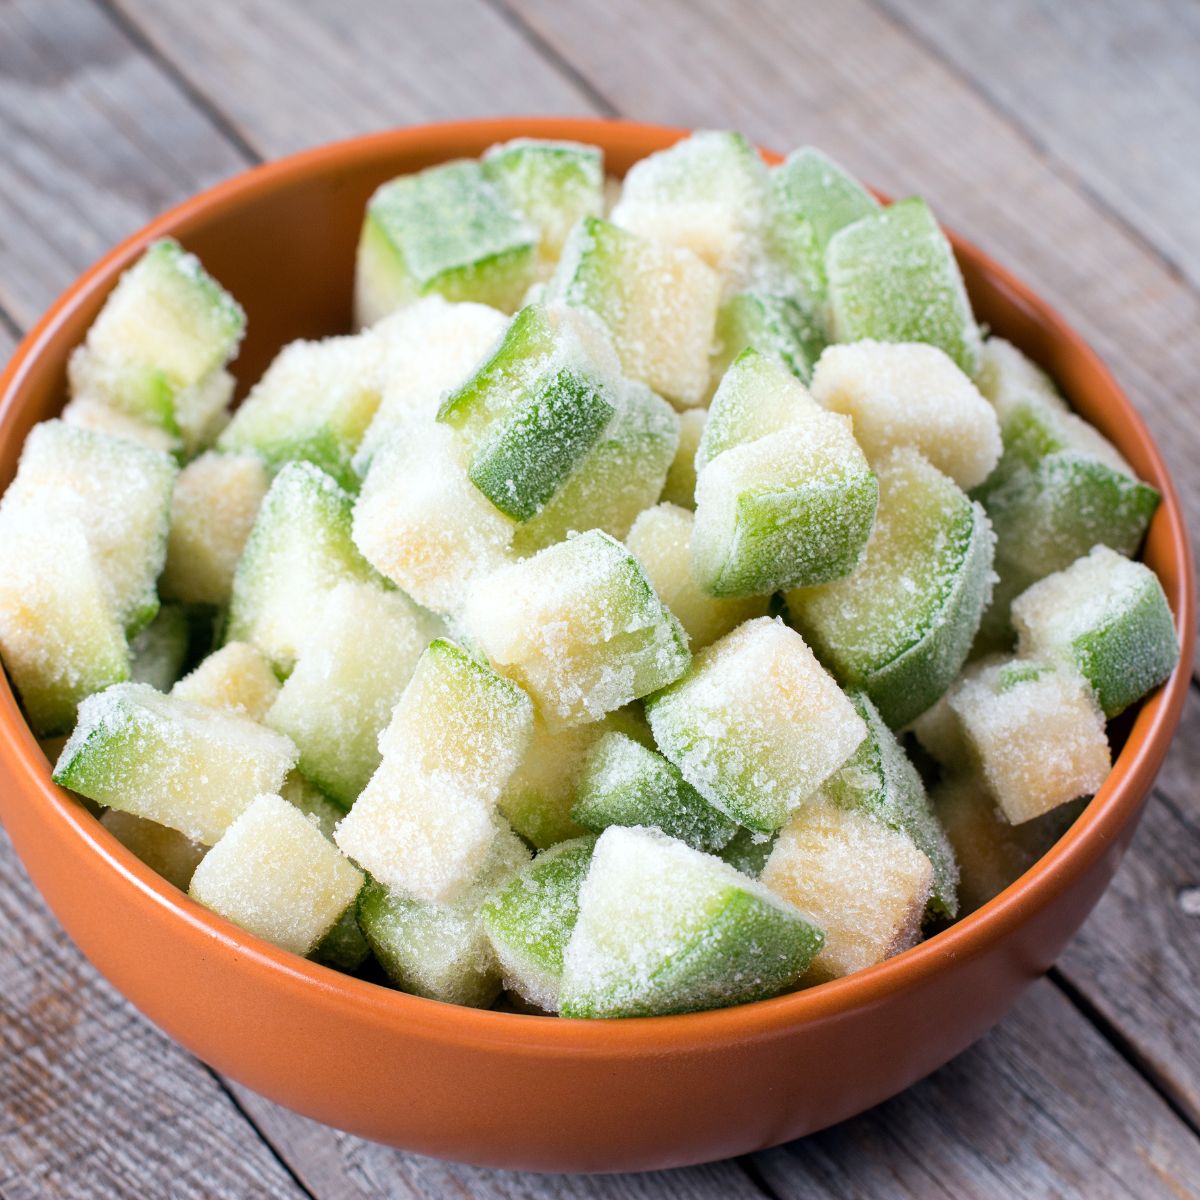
[109,0,597,158]
[0,828,304,1200]
[501,0,1200,569]
[0,0,247,327]
[754,978,1200,1200]
[880,0,1200,288]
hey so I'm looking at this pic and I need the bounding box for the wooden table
[1,1,1197,1195]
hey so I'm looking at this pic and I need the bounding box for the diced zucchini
[67,238,244,444]
[53,683,297,845]
[354,160,537,326]
[226,462,378,672]
[481,836,596,1011]
[788,448,995,727]
[171,641,281,720]
[646,617,867,834]
[100,809,207,892]
[129,604,190,692]
[826,198,981,376]
[548,216,720,408]
[1,420,177,634]
[218,336,384,490]
[559,825,823,1018]
[462,530,690,729]
[660,408,706,510]
[708,290,827,395]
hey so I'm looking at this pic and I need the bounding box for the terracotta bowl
[0,118,1192,1174]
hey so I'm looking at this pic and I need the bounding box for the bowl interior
[0,117,1192,1040]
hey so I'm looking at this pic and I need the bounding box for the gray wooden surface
[0,1,1197,1195]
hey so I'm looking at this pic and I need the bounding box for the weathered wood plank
[879,0,1200,289]
[0,0,247,327]
[1055,684,1200,1128]
[227,1081,769,1200]
[0,828,305,1199]
[501,0,1200,575]
[109,0,597,158]
[754,978,1200,1200]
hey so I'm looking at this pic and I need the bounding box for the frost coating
[1012,544,1178,717]
[53,683,297,845]
[826,197,981,376]
[626,503,768,649]
[333,640,534,903]
[947,658,1110,824]
[763,800,932,980]
[811,340,1000,490]
[172,642,280,721]
[548,216,720,409]
[788,447,995,728]
[161,451,268,607]
[189,793,362,956]
[357,827,531,1007]
[559,825,823,1018]
[646,617,867,833]
[462,530,690,728]
[481,836,596,1011]
[974,336,1066,421]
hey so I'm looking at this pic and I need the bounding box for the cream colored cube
[190,793,363,955]
[172,642,281,721]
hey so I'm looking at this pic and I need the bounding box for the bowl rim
[0,116,1193,1055]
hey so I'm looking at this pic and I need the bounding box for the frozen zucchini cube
[354,296,508,472]
[708,290,827,395]
[933,774,1084,914]
[100,809,206,892]
[788,447,995,728]
[226,462,378,672]
[559,825,823,1018]
[762,800,933,980]
[626,503,768,649]
[189,793,362,955]
[818,690,957,917]
[907,654,1003,774]
[334,639,534,902]
[497,707,650,849]
[646,617,867,833]
[54,683,297,845]
[218,336,383,490]
[357,826,531,1007]
[354,160,537,326]
[61,393,181,455]
[611,131,770,291]
[693,356,877,596]
[462,530,690,728]
[510,378,679,555]
[697,346,823,469]
[129,604,189,692]
[0,508,129,734]
[975,336,1067,421]
[811,340,1001,490]
[548,216,720,409]
[265,582,433,806]
[171,642,280,720]
[66,238,245,445]
[977,393,1160,636]
[279,771,344,839]
[160,452,269,608]
[660,408,706,510]
[947,658,1110,824]
[481,836,596,1012]
[437,304,622,521]
[767,146,879,306]
[573,730,738,852]
[482,138,604,267]
[352,416,516,614]
[827,197,981,376]
[1012,545,1178,717]
[1,420,176,634]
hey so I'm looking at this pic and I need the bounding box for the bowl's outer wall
[0,119,1192,1173]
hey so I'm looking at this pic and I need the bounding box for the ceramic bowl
[0,118,1192,1173]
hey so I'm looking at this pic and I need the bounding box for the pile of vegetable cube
[0,132,1178,1018]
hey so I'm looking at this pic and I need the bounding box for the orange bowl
[0,118,1193,1173]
